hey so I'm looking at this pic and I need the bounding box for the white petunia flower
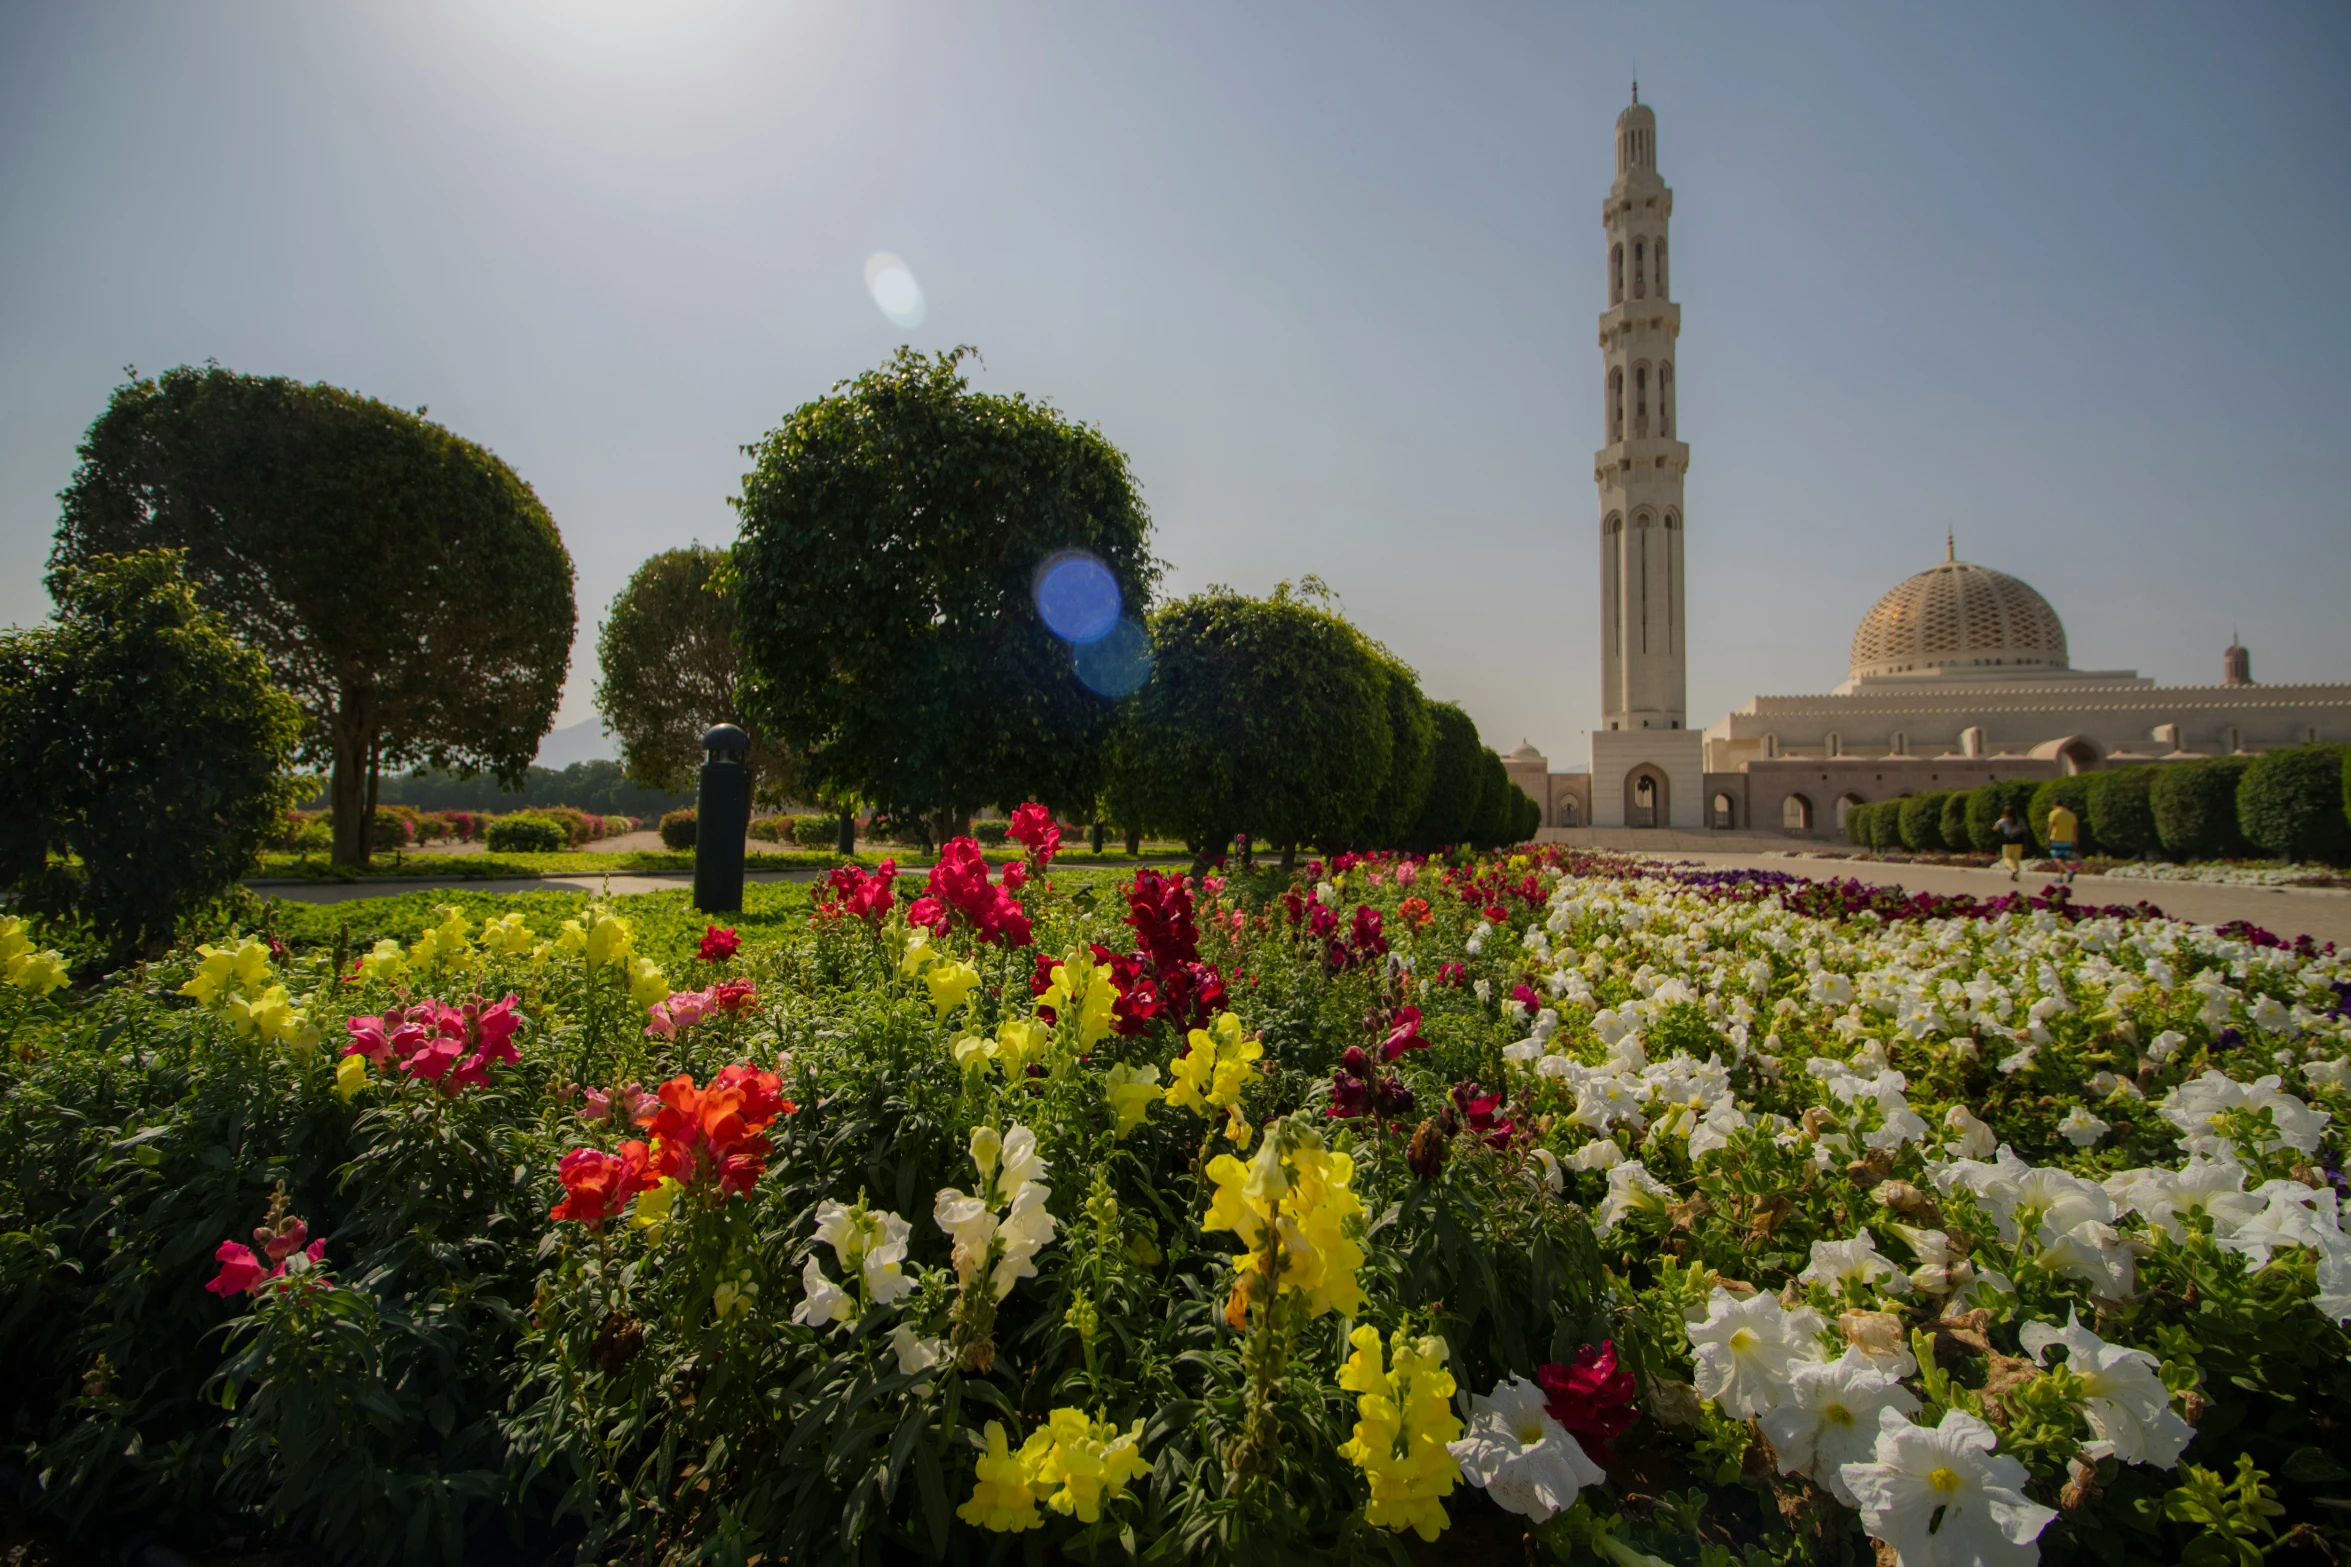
[1798,1229,1909,1296]
[1529,1148,1565,1194]
[1446,1375,1608,1521]
[1759,1348,1921,1506]
[2146,1029,2186,1065]
[1685,1287,1826,1418]
[2057,1107,2110,1147]
[1943,1105,1996,1159]
[2018,1308,2193,1468]
[1838,1407,2057,1567]
[2160,1070,2330,1159]
[1569,1137,1625,1172]
[1593,1159,1671,1235]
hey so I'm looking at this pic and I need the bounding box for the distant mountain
[536,717,616,769]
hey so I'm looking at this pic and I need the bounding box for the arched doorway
[1559,797,1581,827]
[2057,738,2098,776]
[1782,794,1813,833]
[1625,766,1670,828]
[1834,794,1865,830]
[1711,792,1737,830]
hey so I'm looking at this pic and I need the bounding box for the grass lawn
[249,843,1200,883]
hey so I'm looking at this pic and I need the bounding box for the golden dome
[1848,557,2068,682]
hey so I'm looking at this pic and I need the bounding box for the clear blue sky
[4,1,2346,766]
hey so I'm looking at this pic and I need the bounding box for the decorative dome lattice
[1848,558,2068,682]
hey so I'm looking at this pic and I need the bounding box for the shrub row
[1840,744,2351,865]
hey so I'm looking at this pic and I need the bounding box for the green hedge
[485,814,566,854]
[2087,767,2158,860]
[2026,776,2097,854]
[2151,758,2252,862]
[658,808,697,852]
[1963,780,2043,854]
[1868,798,1907,851]
[2238,744,2351,864]
[1938,792,1972,854]
[1898,790,1952,852]
[1844,800,1875,847]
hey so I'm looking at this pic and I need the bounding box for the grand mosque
[1508,91,2351,840]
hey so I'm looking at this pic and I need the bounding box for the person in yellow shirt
[2046,800,2079,885]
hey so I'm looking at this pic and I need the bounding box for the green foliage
[2089,765,2161,859]
[1466,749,1521,850]
[1964,778,2044,854]
[2164,1455,2287,1566]
[2027,774,2098,853]
[1115,585,1391,861]
[593,545,797,808]
[657,808,697,851]
[0,551,302,957]
[2237,744,2351,864]
[1408,702,1485,852]
[2152,757,2254,861]
[1897,789,1952,852]
[310,759,693,822]
[52,365,576,868]
[729,346,1156,824]
[1868,796,1907,850]
[1844,799,1875,847]
[1939,789,1971,853]
[1360,655,1435,848]
[485,814,566,854]
[750,814,840,848]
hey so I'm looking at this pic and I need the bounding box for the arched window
[1826,732,1843,758]
[1633,240,1647,298]
[1634,363,1649,437]
[1608,367,1624,442]
[1763,732,1780,760]
[1782,794,1813,832]
[1610,244,1624,305]
[1656,237,1667,296]
[1834,793,1863,828]
[1634,513,1652,654]
[1560,797,1581,827]
[1659,362,1673,437]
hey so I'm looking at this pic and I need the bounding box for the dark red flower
[819,860,898,925]
[1007,802,1062,869]
[697,925,742,963]
[1450,1079,1517,1147]
[711,979,758,1016]
[1434,961,1468,988]
[1382,1006,1430,1061]
[1483,903,1510,924]
[1536,1340,1638,1463]
[205,1240,267,1297]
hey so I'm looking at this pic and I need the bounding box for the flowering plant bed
[2,831,2346,1565]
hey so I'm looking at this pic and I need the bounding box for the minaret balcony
[1596,301,1680,340]
[1593,437,1690,479]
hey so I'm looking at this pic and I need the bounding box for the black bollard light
[693,724,751,913]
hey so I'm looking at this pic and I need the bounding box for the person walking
[1996,803,2032,881]
[2046,797,2080,886]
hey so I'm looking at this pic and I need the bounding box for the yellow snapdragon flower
[927,959,981,1020]
[334,1054,369,1101]
[1336,1325,1463,1542]
[480,911,538,957]
[407,905,477,975]
[2,920,69,997]
[556,905,634,968]
[993,1016,1051,1077]
[1166,1012,1262,1136]
[1102,1062,1161,1137]
[1040,951,1118,1048]
[899,929,940,976]
[1203,1122,1367,1322]
[627,957,669,1012]
[353,939,407,986]
[957,1421,1043,1532]
[180,938,273,1007]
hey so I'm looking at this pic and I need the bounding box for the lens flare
[863,251,925,329]
[1073,617,1152,698]
[1033,550,1122,645]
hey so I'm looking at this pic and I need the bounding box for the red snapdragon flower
[1450,1080,1517,1147]
[909,839,1033,947]
[1328,1045,1416,1122]
[711,978,758,1016]
[1535,1340,1638,1463]
[1382,1006,1430,1061]
[1398,896,1432,928]
[635,1064,795,1198]
[1483,903,1510,924]
[551,1141,658,1228]
[1433,961,1468,988]
[817,860,898,926]
[1006,802,1061,870]
[204,1235,328,1298]
[697,925,742,963]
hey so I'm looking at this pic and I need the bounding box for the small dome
[1508,740,1546,763]
[1849,558,2068,682]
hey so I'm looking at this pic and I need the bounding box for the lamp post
[693,724,750,913]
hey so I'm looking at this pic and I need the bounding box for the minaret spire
[1946,528,1955,562]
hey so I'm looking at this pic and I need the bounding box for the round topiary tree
[2026,776,2098,855]
[1407,703,1486,853]
[1964,780,2044,854]
[2087,767,2159,860]
[730,347,1155,829]
[52,366,576,869]
[595,546,798,809]
[2151,757,2254,862]
[0,550,303,958]
[1845,800,1876,847]
[1869,799,1907,851]
[1466,749,1521,850]
[1938,791,1972,855]
[1358,655,1435,850]
[2237,744,2351,864]
[1114,585,1390,873]
[1898,790,1951,853]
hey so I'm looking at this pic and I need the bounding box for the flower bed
[1,831,2346,1564]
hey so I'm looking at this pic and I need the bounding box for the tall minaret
[1595,86,1690,733]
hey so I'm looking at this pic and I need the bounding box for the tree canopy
[1114,583,1392,868]
[594,545,796,807]
[728,347,1155,825]
[51,365,575,865]
[1356,652,1435,849]
[1,551,302,956]
[1406,702,1485,851]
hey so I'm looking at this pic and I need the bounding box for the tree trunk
[1280,844,1297,874]
[328,687,376,868]
[836,806,856,856]
[1124,824,1141,856]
